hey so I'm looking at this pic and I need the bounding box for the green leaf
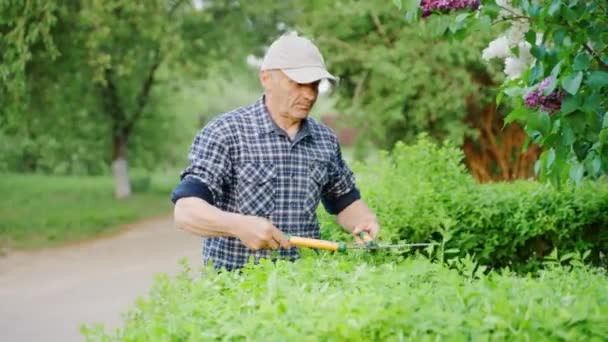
[473,15,492,32]
[529,2,541,17]
[528,110,551,137]
[404,0,421,10]
[600,129,608,145]
[534,159,541,175]
[504,106,528,125]
[561,72,583,95]
[525,30,536,45]
[569,163,584,183]
[548,0,561,16]
[561,126,575,146]
[547,148,556,168]
[586,71,608,88]
[530,45,545,59]
[563,6,577,22]
[573,141,591,161]
[449,13,469,33]
[504,86,526,97]
[393,0,403,10]
[553,29,566,46]
[430,17,450,37]
[573,52,591,71]
[496,91,504,107]
[560,95,580,115]
[528,62,544,84]
[550,61,563,79]
[582,92,601,113]
[405,10,419,23]
[590,155,601,175]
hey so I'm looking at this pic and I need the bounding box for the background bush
[320,135,608,270]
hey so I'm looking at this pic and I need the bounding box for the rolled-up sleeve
[171,120,231,205]
[321,142,360,215]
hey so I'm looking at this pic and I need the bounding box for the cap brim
[282,67,337,84]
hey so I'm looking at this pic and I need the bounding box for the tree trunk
[112,135,131,199]
[463,103,541,182]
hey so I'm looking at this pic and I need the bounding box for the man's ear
[259,70,273,91]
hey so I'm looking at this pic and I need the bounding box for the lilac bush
[399,0,608,184]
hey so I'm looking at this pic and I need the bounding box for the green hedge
[81,254,608,341]
[320,135,608,270]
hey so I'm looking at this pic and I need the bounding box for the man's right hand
[234,215,291,251]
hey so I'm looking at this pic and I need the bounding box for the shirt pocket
[236,162,276,217]
[304,161,329,219]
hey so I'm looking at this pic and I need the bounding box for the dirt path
[0,217,201,341]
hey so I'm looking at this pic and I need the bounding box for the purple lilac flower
[537,76,554,94]
[540,90,565,114]
[523,77,565,115]
[524,91,542,107]
[421,0,480,17]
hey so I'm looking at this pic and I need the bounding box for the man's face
[261,70,320,120]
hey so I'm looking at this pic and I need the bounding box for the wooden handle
[288,236,341,252]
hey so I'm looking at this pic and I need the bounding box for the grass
[0,171,179,251]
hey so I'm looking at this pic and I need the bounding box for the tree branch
[370,11,392,47]
[100,68,127,135]
[124,50,161,137]
[584,43,608,70]
[352,70,369,107]
[492,15,530,26]
[123,0,187,136]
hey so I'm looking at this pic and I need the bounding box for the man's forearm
[173,197,242,238]
[336,199,377,234]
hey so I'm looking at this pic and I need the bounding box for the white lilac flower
[482,36,511,61]
[506,20,530,45]
[504,42,534,79]
[504,56,527,79]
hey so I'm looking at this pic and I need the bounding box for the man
[171,33,380,271]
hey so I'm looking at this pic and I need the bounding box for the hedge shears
[285,232,431,253]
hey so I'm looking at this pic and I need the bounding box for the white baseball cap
[260,33,337,84]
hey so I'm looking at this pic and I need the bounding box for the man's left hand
[352,219,380,244]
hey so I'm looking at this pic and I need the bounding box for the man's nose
[300,84,318,100]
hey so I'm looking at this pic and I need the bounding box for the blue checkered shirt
[176,96,358,270]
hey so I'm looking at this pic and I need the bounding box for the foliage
[81,254,608,340]
[0,1,59,106]
[0,0,294,177]
[295,0,503,158]
[395,0,608,184]
[319,135,608,270]
[0,172,175,250]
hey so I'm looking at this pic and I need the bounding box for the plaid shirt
[178,96,358,270]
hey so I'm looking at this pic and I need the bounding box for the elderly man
[171,33,380,271]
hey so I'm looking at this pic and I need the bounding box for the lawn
[0,172,179,251]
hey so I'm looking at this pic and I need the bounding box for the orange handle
[359,232,378,248]
[287,235,342,252]
[360,232,374,243]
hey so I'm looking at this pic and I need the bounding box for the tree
[1,0,297,197]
